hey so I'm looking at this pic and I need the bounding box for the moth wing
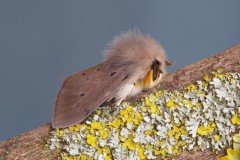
[52,62,129,128]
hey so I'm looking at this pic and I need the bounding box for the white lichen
[48,70,240,160]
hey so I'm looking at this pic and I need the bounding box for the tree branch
[0,44,240,160]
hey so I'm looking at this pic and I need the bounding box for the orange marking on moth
[143,69,153,89]
[134,81,142,88]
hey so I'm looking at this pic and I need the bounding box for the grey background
[0,1,240,141]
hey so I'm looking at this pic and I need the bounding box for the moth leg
[114,84,135,106]
[101,98,115,108]
[115,98,125,106]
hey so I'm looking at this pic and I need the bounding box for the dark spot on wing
[110,72,116,77]
[82,73,86,75]
[80,93,85,97]
[122,75,129,81]
[97,68,100,71]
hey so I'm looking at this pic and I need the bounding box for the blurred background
[0,1,240,141]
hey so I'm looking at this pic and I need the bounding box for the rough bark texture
[0,44,240,160]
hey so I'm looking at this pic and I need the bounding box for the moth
[52,30,173,128]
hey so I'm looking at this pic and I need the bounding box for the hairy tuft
[104,29,167,80]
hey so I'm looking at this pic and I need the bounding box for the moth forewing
[52,62,134,128]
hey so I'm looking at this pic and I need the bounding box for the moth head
[103,29,174,80]
[152,43,174,77]
[151,59,174,81]
[135,31,174,78]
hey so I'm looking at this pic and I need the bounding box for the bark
[0,44,240,160]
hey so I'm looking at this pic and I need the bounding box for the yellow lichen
[138,148,146,159]
[86,134,97,147]
[214,134,220,141]
[197,122,216,136]
[166,100,175,108]
[218,148,240,160]
[231,114,240,125]
[122,134,136,151]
